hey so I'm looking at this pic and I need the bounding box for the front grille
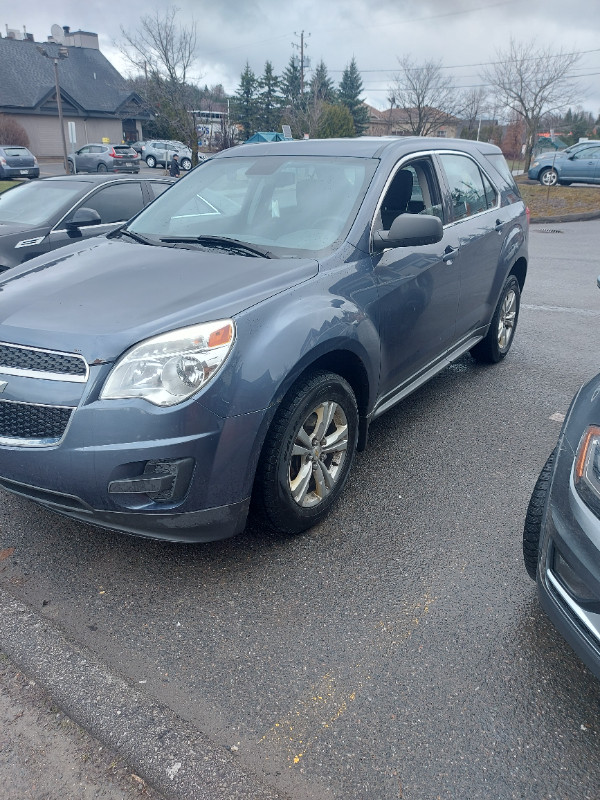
[0,342,87,379]
[0,399,73,444]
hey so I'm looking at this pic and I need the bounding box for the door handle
[443,245,459,263]
[494,218,504,231]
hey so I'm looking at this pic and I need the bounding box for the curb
[0,588,286,800]
[530,209,600,224]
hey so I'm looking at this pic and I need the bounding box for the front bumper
[0,360,265,542]
[536,380,600,679]
[538,475,600,679]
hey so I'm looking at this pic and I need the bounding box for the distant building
[365,104,462,139]
[0,25,151,156]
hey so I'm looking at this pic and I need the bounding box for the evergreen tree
[317,104,355,138]
[309,60,336,104]
[281,56,303,110]
[233,62,259,140]
[338,57,369,135]
[258,61,282,132]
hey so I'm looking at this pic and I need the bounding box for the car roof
[218,136,503,160]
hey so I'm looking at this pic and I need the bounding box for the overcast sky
[8,0,600,115]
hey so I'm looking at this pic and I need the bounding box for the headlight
[574,425,600,516]
[531,161,539,168]
[100,320,235,407]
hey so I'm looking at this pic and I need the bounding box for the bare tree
[0,115,29,147]
[388,57,460,136]
[482,39,581,169]
[119,7,201,164]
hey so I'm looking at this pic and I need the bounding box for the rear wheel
[254,371,358,535]
[97,163,108,173]
[67,161,75,174]
[539,168,558,187]
[523,450,555,579]
[470,275,520,364]
[146,156,157,168]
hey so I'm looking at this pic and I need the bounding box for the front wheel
[254,371,358,535]
[470,275,520,363]
[146,156,156,168]
[523,450,555,579]
[539,168,558,187]
[180,157,192,171]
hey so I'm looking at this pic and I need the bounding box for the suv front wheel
[255,371,358,534]
[180,157,192,171]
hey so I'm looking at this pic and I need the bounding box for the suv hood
[0,237,318,362]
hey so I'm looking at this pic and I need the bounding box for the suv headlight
[574,425,600,516]
[100,320,235,407]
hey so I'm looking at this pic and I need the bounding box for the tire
[254,371,358,535]
[67,161,75,174]
[539,168,558,187]
[97,163,108,173]
[180,158,192,171]
[146,156,156,168]
[523,450,556,580]
[470,275,520,364]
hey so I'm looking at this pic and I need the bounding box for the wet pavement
[0,219,599,799]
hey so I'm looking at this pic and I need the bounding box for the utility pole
[292,30,311,94]
[37,45,70,174]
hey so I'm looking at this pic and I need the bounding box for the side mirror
[373,213,443,251]
[65,207,102,230]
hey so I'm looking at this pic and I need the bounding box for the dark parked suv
[0,137,528,542]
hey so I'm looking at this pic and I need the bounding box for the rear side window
[64,182,145,225]
[439,154,498,221]
[483,153,519,192]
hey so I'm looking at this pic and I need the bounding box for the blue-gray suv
[0,137,528,542]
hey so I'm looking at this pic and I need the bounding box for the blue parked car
[0,137,528,542]
[528,143,600,186]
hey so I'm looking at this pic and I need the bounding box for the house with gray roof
[0,26,151,157]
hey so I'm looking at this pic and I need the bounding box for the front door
[374,157,460,399]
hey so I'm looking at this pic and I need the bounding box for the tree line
[118,8,598,170]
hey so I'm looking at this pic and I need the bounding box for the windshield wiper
[111,228,156,245]
[159,235,274,258]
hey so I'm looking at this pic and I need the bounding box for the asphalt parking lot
[0,217,599,799]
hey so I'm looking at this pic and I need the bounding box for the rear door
[436,152,505,341]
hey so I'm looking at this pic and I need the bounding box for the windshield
[129,154,377,255]
[0,180,88,226]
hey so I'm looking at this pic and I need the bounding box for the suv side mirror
[373,213,443,251]
[65,208,102,230]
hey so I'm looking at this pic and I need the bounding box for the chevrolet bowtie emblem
[0,381,6,393]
